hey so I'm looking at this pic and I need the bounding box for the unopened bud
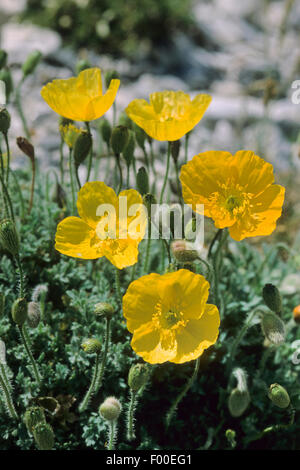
[22,50,42,77]
[0,339,6,364]
[0,107,11,134]
[0,50,7,69]
[170,140,180,162]
[225,429,236,448]
[293,305,300,324]
[136,166,149,195]
[73,130,92,167]
[0,68,13,102]
[24,406,46,434]
[118,112,132,129]
[228,389,250,417]
[171,240,198,263]
[99,396,122,421]
[94,302,115,319]
[81,338,101,354]
[128,363,149,392]
[143,193,156,215]
[262,283,282,313]
[111,125,129,155]
[99,118,112,146]
[11,298,27,326]
[16,137,35,161]
[33,422,55,450]
[27,302,40,328]
[105,70,120,89]
[268,383,290,409]
[261,312,285,345]
[0,219,19,256]
[122,130,135,167]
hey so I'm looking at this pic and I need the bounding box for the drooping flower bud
[81,338,101,354]
[268,383,290,409]
[76,59,91,75]
[136,166,149,195]
[11,298,27,326]
[94,302,115,320]
[16,137,35,161]
[171,240,199,263]
[0,292,5,318]
[128,363,149,392]
[99,396,122,421]
[0,68,13,102]
[99,118,112,146]
[33,422,55,450]
[73,130,92,168]
[122,130,135,167]
[261,311,285,345]
[0,219,19,256]
[27,302,40,328]
[170,140,180,162]
[0,50,7,69]
[0,339,6,364]
[24,406,46,434]
[228,389,250,417]
[22,50,42,78]
[262,283,282,313]
[105,70,120,90]
[110,125,129,155]
[292,305,300,325]
[0,107,11,134]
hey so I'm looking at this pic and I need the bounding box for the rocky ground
[0,0,299,182]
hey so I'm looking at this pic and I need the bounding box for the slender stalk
[143,218,151,273]
[15,256,25,298]
[159,142,171,204]
[165,358,200,428]
[94,319,110,392]
[85,122,93,182]
[68,148,76,215]
[115,154,123,194]
[108,420,117,450]
[126,390,137,441]
[18,325,42,387]
[0,173,15,222]
[15,79,30,139]
[0,364,18,420]
[28,150,36,214]
[79,352,100,413]
[4,133,11,184]
[114,268,122,306]
[59,138,65,185]
[11,172,25,220]
[184,133,189,164]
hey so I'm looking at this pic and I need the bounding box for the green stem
[85,122,93,182]
[165,357,200,428]
[126,390,137,441]
[143,218,151,273]
[0,173,15,222]
[184,133,189,164]
[108,420,117,450]
[94,319,110,393]
[79,352,100,413]
[15,256,25,298]
[59,138,65,185]
[115,153,123,194]
[4,133,11,184]
[18,325,42,387]
[159,142,171,204]
[15,79,30,139]
[0,364,18,420]
[28,151,36,214]
[69,148,76,215]
[114,268,122,306]
[10,172,25,220]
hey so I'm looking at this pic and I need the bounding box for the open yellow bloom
[125,90,211,141]
[180,150,285,241]
[55,182,146,269]
[41,68,120,122]
[123,269,220,364]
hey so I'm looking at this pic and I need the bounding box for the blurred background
[0,0,300,240]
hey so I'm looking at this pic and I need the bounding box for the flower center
[225,195,242,213]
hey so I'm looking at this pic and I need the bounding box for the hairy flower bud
[262,283,282,313]
[268,383,290,409]
[0,107,11,134]
[171,240,199,263]
[0,50,7,69]
[81,338,101,354]
[73,130,92,168]
[33,422,55,450]
[228,389,250,417]
[261,312,285,345]
[27,302,41,328]
[111,125,129,155]
[11,298,27,326]
[118,112,132,129]
[94,302,115,319]
[22,50,42,77]
[0,339,6,364]
[225,429,236,448]
[0,219,19,256]
[99,118,112,146]
[16,137,35,161]
[136,166,149,195]
[0,68,14,102]
[122,130,135,167]
[24,406,46,434]
[99,396,122,421]
[128,363,149,392]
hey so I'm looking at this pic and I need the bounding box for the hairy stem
[79,352,100,413]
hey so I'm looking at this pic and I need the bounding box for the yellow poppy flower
[180,150,285,241]
[123,269,220,364]
[125,90,211,141]
[55,182,147,269]
[41,68,120,122]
